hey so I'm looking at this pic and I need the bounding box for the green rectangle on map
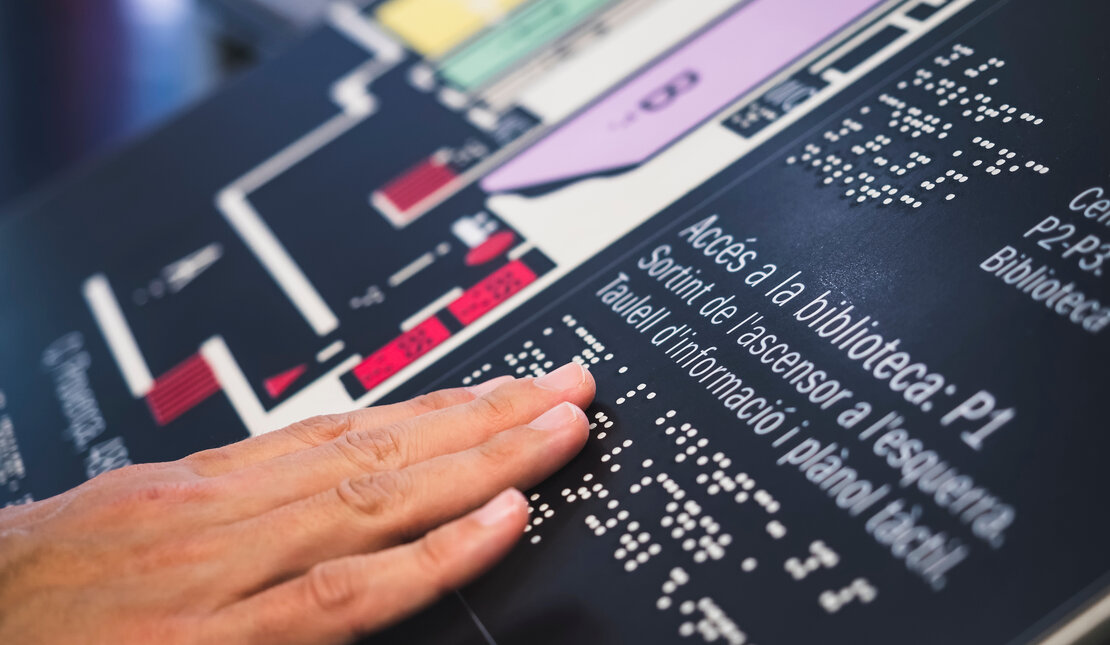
[440,0,613,90]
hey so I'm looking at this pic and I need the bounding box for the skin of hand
[0,362,595,645]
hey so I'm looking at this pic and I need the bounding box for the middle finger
[217,362,593,518]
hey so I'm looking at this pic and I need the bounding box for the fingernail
[528,402,581,431]
[475,489,523,527]
[534,362,586,392]
[467,375,514,398]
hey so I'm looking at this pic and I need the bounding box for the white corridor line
[216,190,342,337]
[82,274,154,398]
[213,13,405,338]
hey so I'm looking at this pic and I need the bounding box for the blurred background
[0,0,336,210]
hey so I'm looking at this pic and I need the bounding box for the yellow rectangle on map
[375,0,528,59]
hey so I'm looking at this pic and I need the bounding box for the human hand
[0,362,595,644]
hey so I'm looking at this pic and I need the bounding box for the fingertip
[525,403,590,469]
[466,375,515,398]
[578,364,597,402]
[527,401,581,430]
[440,490,528,583]
[473,488,528,528]
[531,362,596,412]
[534,362,588,392]
[565,403,591,452]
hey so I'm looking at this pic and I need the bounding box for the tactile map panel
[1,1,1108,643]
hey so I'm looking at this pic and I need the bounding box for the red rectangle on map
[352,316,452,391]
[146,354,221,426]
[379,156,458,213]
[448,260,537,326]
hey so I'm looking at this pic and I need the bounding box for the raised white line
[389,252,436,287]
[200,336,269,434]
[231,113,365,196]
[202,335,363,436]
[82,274,155,398]
[316,340,346,363]
[217,189,340,336]
[328,2,405,61]
[401,287,464,332]
[507,241,536,261]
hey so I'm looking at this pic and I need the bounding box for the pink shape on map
[481,0,884,193]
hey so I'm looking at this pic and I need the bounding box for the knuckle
[414,533,455,594]
[471,392,518,427]
[179,448,227,474]
[476,435,523,465]
[336,470,412,517]
[305,560,358,610]
[339,426,406,470]
[405,389,464,415]
[288,413,353,445]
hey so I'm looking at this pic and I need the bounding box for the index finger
[183,376,514,477]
